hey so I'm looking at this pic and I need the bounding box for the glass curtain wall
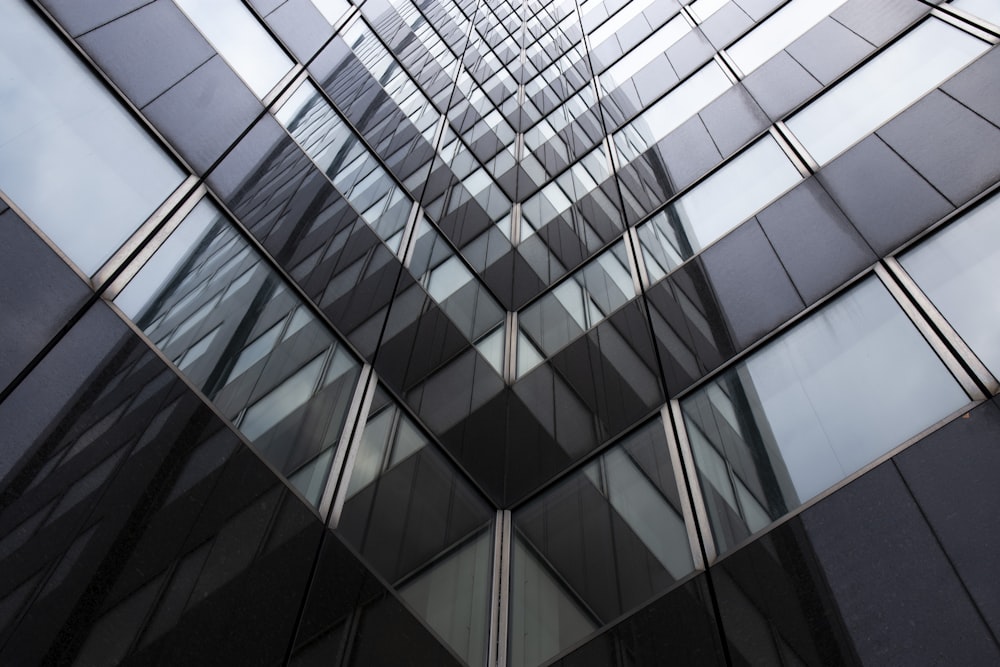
[1,0,1000,665]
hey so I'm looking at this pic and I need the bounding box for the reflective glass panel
[518,240,635,360]
[786,18,990,165]
[681,276,970,554]
[728,0,849,75]
[589,0,657,46]
[276,81,411,250]
[599,15,690,91]
[310,0,351,24]
[0,0,184,275]
[637,135,802,282]
[950,0,1000,25]
[173,0,293,98]
[117,200,361,507]
[511,418,695,666]
[900,192,1000,376]
[408,218,505,341]
[689,0,728,22]
[338,385,493,667]
[614,62,732,162]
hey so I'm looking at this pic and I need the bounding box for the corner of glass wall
[508,416,699,667]
[113,196,363,509]
[334,383,495,667]
[677,274,974,556]
[516,237,636,374]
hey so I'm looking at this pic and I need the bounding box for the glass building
[1,0,999,664]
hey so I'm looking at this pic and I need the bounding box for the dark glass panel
[77,0,214,107]
[878,89,1000,206]
[755,179,875,305]
[337,386,493,665]
[0,211,92,394]
[255,0,334,63]
[551,575,725,667]
[117,200,362,507]
[817,136,952,254]
[40,0,152,37]
[0,301,323,666]
[894,400,1000,635]
[512,418,695,666]
[682,277,968,554]
[143,55,262,174]
[741,52,823,120]
[698,221,805,348]
[718,461,1000,665]
[942,46,1000,128]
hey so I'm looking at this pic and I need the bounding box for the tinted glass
[682,276,970,554]
[786,18,989,165]
[0,0,184,275]
[173,0,294,98]
[117,199,361,507]
[511,418,696,666]
[637,135,801,281]
[901,192,1000,376]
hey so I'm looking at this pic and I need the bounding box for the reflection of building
[2,0,1000,665]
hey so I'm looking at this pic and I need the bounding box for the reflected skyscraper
[1,0,1000,664]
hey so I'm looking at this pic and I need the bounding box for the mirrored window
[117,200,362,507]
[276,81,411,251]
[510,418,695,666]
[637,135,802,282]
[598,15,691,92]
[173,0,293,98]
[785,18,990,165]
[407,217,506,341]
[338,385,494,667]
[614,61,732,162]
[588,0,657,47]
[728,0,849,75]
[681,276,970,554]
[0,0,184,275]
[900,192,1000,376]
[518,240,635,362]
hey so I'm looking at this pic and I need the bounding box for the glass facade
[1,0,1000,665]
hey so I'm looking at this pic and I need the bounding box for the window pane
[519,240,635,358]
[599,15,690,90]
[276,81,411,250]
[338,386,493,667]
[689,0,728,22]
[0,0,184,275]
[637,135,802,281]
[786,18,989,165]
[728,0,849,75]
[309,0,351,24]
[174,0,293,98]
[614,62,732,161]
[900,192,1000,376]
[589,0,657,46]
[116,200,361,507]
[949,0,1000,25]
[681,276,969,554]
[511,419,694,666]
